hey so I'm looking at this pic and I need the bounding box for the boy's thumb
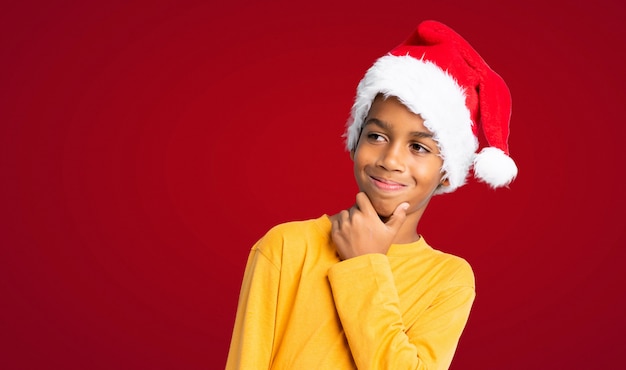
[386,202,409,230]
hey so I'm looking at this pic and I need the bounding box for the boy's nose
[377,145,405,172]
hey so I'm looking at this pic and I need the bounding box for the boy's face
[352,95,448,221]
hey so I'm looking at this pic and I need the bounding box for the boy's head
[345,20,517,194]
[351,94,449,220]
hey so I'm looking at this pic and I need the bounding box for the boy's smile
[352,95,449,225]
[369,175,407,191]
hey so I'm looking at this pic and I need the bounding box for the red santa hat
[345,20,517,194]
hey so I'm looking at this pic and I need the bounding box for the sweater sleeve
[328,253,475,370]
[225,245,280,370]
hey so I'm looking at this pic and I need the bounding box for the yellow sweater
[226,215,475,370]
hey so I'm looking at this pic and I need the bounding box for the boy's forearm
[328,254,473,370]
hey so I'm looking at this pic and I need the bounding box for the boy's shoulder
[260,215,330,244]
[427,245,475,288]
[252,215,331,264]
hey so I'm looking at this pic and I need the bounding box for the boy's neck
[391,217,421,244]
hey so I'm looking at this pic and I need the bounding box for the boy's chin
[369,200,399,221]
[360,191,408,221]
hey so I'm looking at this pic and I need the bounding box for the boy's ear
[350,150,355,161]
[440,176,450,188]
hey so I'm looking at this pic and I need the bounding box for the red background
[2,1,625,369]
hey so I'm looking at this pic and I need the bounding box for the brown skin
[330,95,449,260]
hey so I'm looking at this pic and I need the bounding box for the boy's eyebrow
[364,118,435,139]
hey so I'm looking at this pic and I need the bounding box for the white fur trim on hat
[345,54,478,194]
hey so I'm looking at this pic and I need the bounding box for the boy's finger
[355,192,377,217]
[385,202,409,231]
[348,205,358,220]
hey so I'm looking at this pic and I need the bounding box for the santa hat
[345,20,517,194]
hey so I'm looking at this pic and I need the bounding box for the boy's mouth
[369,176,407,191]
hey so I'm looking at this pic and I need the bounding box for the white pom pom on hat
[345,20,517,193]
[474,147,518,188]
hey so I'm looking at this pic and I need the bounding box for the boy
[226,20,517,370]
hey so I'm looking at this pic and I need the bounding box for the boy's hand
[331,192,409,260]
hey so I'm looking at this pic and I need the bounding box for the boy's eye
[367,133,386,142]
[410,143,430,153]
